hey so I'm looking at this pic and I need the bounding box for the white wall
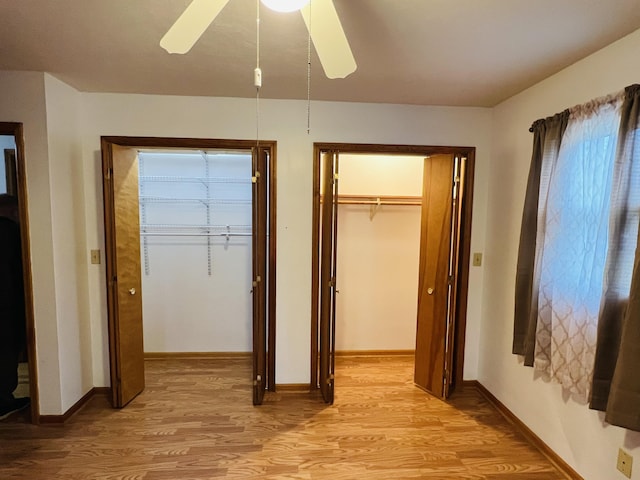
[44,74,93,413]
[139,151,253,353]
[80,95,492,385]
[336,154,423,351]
[336,205,421,351]
[481,28,640,480]
[0,71,63,414]
[338,154,424,196]
[0,71,92,415]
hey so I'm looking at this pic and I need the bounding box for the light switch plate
[617,448,633,478]
[90,249,101,265]
[472,252,483,267]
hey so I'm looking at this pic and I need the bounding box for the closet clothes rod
[139,196,251,205]
[140,232,253,237]
[321,194,422,206]
[140,224,252,230]
[138,175,251,184]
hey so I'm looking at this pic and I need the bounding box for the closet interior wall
[139,150,253,353]
[335,154,424,352]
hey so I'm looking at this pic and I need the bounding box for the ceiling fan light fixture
[261,0,310,13]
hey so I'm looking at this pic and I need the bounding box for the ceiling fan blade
[300,0,357,79]
[160,0,230,54]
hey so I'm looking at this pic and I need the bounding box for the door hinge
[252,171,261,183]
[253,374,262,386]
[448,275,454,285]
[106,167,113,180]
[329,278,336,288]
[452,176,460,197]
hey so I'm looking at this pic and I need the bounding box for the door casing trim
[101,136,278,401]
[310,142,475,394]
[0,122,39,423]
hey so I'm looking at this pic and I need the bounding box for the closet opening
[101,137,276,407]
[0,122,38,424]
[311,143,474,404]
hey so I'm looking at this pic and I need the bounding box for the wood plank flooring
[0,356,568,479]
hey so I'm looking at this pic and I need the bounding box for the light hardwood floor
[0,356,568,479]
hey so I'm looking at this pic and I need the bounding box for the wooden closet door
[102,143,145,407]
[252,147,268,405]
[414,154,455,399]
[319,151,339,404]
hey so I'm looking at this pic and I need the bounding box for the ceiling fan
[160,0,357,79]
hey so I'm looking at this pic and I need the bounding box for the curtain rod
[528,84,640,133]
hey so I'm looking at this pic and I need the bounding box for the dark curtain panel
[599,85,640,430]
[513,110,569,366]
[606,234,640,430]
[591,85,640,411]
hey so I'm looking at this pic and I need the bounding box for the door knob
[129,288,136,295]
[427,287,434,295]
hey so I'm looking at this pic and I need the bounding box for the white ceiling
[1,0,639,107]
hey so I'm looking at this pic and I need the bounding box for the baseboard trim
[39,386,110,424]
[93,387,110,396]
[145,351,412,361]
[335,349,415,357]
[463,380,583,480]
[275,383,311,392]
[144,352,252,360]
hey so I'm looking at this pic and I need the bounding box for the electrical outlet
[617,448,633,478]
[90,249,101,265]
[472,252,483,267]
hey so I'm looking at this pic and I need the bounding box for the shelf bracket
[369,197,382,221]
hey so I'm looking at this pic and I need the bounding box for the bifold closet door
[102,143,145,408]
[252,147,268,405]
[443,155,465,397]
[319,151,339,404]
[414,154,455,399]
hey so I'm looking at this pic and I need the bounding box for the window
[514,85,640,428]
[533,101,621,401]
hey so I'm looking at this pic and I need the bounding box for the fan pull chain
[306,0,312,135]
[256,0,260,70]
[255,0,262,148]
